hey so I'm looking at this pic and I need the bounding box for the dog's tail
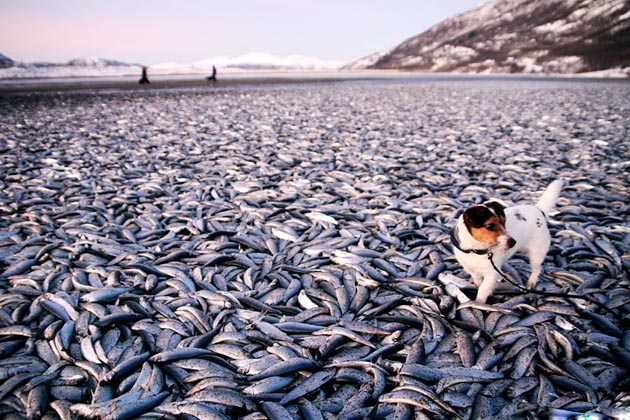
[536,179,564,217]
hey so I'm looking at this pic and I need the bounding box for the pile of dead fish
[0,79,628,419]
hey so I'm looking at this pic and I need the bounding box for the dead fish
[247,358,319,381]
[80,287,133,303]
[157,401,231,419]
[2,79,629,420]
[0,258,37,278]
[401,363,504,382]
[313,326,376,349]
[186,389,257,411]
[243,376,294,395]
[261,401,294,420]
[279,370,335,405]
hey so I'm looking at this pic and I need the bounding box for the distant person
[206,65,217,82]
[139,65,150,84]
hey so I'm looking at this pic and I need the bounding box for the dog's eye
[485,223,497,231]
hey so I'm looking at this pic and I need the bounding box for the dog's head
[463,201,516,249]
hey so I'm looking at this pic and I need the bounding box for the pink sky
[1,0,483,65]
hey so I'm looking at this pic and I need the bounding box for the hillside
[347,0,630,74]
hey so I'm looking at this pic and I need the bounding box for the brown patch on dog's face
[484,201,506,225]
[463,204,507,246]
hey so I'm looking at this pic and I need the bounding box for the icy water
[0,75,629,419]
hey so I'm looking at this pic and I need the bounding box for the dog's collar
[450,227,491,255]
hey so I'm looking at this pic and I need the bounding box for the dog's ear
[463,205,491,229]
[485,201,506,220]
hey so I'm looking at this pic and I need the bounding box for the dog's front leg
[476,273,497,303]
[526,266,541,289]
[470,272,483,287]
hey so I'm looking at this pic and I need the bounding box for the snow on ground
[430,45,478,71]
[0,52,344,79]
[0,64,142,79]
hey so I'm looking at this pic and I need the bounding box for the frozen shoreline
[1,70,629,95]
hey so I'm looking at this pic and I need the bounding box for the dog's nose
[507,237,516,249]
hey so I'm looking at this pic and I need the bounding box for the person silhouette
[206,65,217,82]
[139,66,150,84]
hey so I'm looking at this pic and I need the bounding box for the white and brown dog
[451,179,564,303]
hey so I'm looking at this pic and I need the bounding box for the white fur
[454,179,563,303]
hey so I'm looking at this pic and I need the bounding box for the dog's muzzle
[498,235,517,250]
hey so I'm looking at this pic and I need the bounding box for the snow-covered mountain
[343,49,394,71]
[0,53,14,68]
[346,0,630,75]
[151,53,343,74]
[65,57,131,67]
[0,55,143,79]
[0,52,343,79]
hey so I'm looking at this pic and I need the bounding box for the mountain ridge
[347,0,630,75]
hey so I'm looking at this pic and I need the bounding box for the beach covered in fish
[0,77,629,419]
